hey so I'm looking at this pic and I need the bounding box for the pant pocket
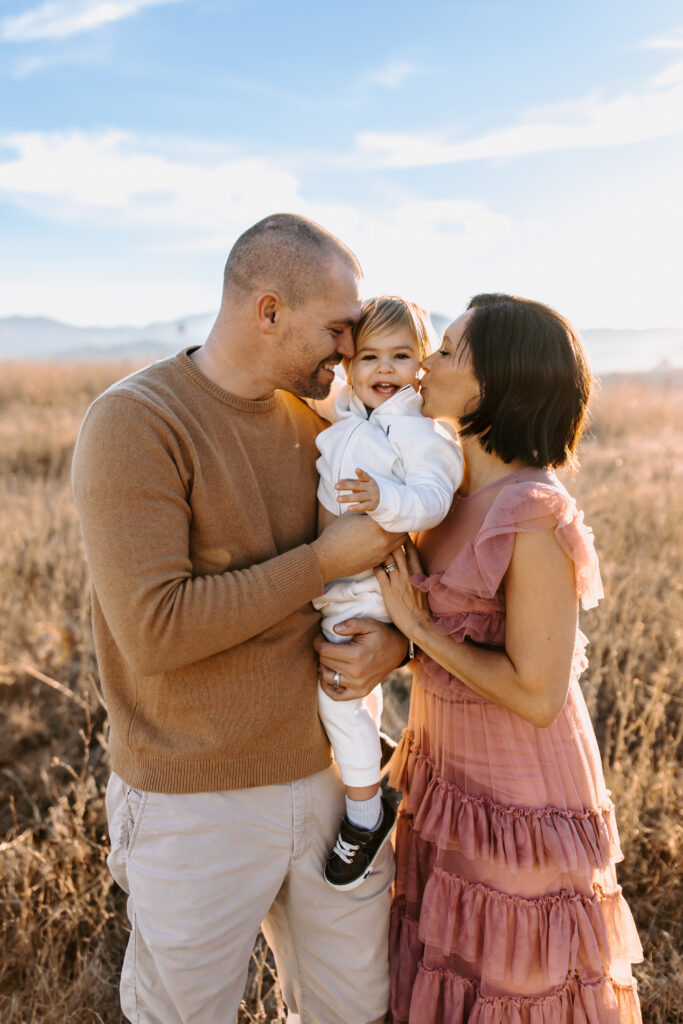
[124,786,147,857]
[106,773,148,895]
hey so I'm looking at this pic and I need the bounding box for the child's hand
[335,468,381,512]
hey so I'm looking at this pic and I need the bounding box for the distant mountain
[0,313,214,362]
[0,314,681,374]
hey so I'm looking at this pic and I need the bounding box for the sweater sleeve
[72,394,324,676]
[369,419,464,533]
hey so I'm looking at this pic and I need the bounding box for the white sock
[346,792,382,831]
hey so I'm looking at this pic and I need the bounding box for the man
[72,213,408,1023]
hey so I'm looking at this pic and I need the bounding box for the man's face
[278,259,361,400]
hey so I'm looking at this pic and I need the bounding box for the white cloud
[10,42,104,77]
[0,130,305,237]
[0,128,510,239]
[641,30,683,51]
[0,128,514,323]
[0,0,182,42]
[367,61,420,89]
[356,54,683,167]
[0,128,681,332]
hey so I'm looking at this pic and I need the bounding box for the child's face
[349,326,421,409]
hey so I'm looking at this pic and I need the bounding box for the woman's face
[420,311,480,423]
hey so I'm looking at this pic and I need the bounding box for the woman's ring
[385,561,398,573]
[333,671,341,690]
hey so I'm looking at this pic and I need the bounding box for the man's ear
[256,292,285,335]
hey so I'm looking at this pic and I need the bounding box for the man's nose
[336,330,354,359]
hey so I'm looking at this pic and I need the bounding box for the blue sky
[1,0,682,329]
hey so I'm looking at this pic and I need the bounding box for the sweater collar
[177,347,281,413]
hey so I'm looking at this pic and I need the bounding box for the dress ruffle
[419,869,641,987]
[412,482,604,621]
[390,737,622,874]
[394,959,641,1024]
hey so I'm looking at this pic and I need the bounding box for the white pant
[106,767,392,1023]
[317,682,383,788]
[312,570,389,634]
[314,576,389,789]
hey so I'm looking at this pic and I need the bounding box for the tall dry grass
[0,361,681,1022]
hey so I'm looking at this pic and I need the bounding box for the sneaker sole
[323,817,396,891]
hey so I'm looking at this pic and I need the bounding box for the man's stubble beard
[278,329,340,400]
[282,365,335,400]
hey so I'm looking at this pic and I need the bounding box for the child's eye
[361,354,376,360]
[395,352,411,359]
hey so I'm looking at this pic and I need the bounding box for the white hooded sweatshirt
[315,380,464,532]
[311,381,464,635]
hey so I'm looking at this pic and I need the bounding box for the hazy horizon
[2,310,682,375]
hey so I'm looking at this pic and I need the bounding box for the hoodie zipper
[331,387,415,511]
[332,418,367,512]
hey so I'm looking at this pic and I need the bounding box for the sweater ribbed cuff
[267,543,325,607]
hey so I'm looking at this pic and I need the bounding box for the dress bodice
[410,469,604,702]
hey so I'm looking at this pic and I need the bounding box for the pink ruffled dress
[388,468,643,1024]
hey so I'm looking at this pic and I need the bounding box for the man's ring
[333,671,341,690]
[385,561,398,573]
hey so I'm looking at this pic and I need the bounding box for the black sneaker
[324,797,397,890]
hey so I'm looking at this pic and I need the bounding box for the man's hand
[335,468,380,513]
[311,513,407,585]
[315,618,409,701]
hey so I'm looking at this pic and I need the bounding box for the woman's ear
[255,292,285,334]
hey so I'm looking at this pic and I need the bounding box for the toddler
[312,296,464,888]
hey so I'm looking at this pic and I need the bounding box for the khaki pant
[106,766,392,1024]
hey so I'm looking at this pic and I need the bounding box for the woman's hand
[373,539,432,641]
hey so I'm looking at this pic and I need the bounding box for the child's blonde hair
[343,295,434,374]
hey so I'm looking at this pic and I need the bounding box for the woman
[376,295,642,1023]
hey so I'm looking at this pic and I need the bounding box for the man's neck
[189,341,275,401]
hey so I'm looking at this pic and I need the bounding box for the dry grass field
[0,359,681,1023]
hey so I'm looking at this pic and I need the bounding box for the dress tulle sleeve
[415,482,604,611]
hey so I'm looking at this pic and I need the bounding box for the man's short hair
[223,213,362,308]
[460,293,592,469]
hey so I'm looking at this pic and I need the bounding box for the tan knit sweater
[72,348,331,792]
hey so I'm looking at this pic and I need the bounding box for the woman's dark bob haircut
[459,293,592,469]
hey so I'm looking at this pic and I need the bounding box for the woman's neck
[459,435,529,496]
